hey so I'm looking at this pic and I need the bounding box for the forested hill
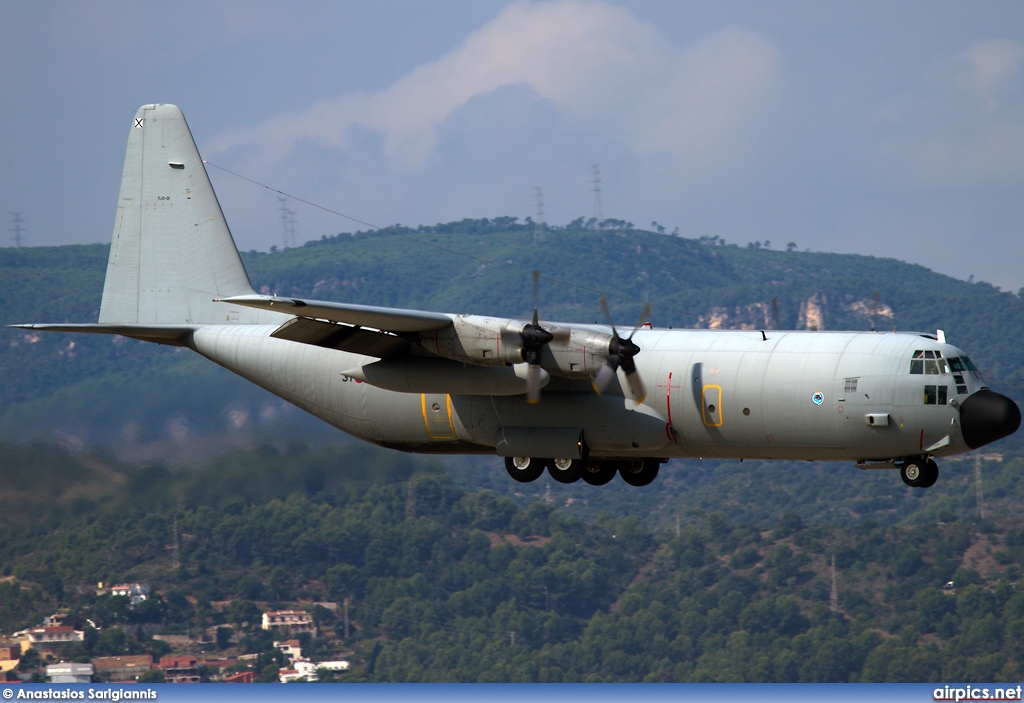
[1,220,1024,683]
[2,219,1023,448]
[0,441,1022,682]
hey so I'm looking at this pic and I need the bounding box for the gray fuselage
[192,324,977,462]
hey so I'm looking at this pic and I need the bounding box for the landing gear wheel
[582,462,617,486]
[619,459,660,487]
[548,457,584,484]
[900,458,925,487]
[920,458,939,488]
[505,456,544,483]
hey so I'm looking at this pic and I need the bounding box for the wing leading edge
[217,294,453,333]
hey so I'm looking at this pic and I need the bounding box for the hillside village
[1,585,349,683]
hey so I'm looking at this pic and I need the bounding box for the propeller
[520,270,553,404]
[592,295,649,402]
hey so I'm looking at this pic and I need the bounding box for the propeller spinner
[591,296,649,403]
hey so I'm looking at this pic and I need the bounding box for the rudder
[99,104,259,325]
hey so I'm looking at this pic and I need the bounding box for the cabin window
[924,385,948,405]
[953,374,967,395]
[844,378,858,393]
[910,350,949,375]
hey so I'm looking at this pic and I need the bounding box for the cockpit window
[945,356,983,386]
[910,350,949,375]
[948,356,979,372]
[910,351,923,374]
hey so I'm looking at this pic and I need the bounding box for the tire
[548,457,584,484]
[581,462,617,486]
[619,459,660,487]
[505,456,545,483]
[920,458,939,488]
[900,459,925,487]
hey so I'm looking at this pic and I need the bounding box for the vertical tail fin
[99,104,259,325]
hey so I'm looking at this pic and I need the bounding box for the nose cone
[959,389,1022,449]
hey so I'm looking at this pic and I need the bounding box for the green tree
[137,669,165,683]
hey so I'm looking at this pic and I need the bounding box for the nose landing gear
[900,456,938,488]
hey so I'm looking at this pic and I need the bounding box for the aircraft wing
[216,294,453,333]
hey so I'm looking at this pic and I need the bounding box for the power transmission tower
[830,554,838,613]
[9,212,26,248]
[343,597,351,639]
[534,186,545,243]
[590,164,603,223]
[975,455,984,520]
[172,512,180,571]
[277,196,297,249]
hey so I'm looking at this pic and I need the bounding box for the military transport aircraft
[12,105,1021,488]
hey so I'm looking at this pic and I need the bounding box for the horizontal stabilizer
[218,295,452,333]
[9,323,197,346]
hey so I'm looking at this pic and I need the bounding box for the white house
[261,610,314,633]
[280,660,319,683]
[110,583,151,606]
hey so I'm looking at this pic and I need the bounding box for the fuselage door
[421,393,457,440]
[702,385,723,427]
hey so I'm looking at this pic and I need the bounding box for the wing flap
[270,317,409,357]
[218,295,452,333]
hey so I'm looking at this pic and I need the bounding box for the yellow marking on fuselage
[702,384,723,427]
[421,393,457,439]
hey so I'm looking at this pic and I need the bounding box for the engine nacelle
[541,326,613,379]
[421,315,614,380]
[421,315,525,366]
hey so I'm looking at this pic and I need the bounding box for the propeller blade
[628,301,651,339]
[594,295,648,399]
[526,363,542,405]
[599,295,619,338]
[591,359,619,395]
[620,352,647,401]
[624,366,647,402]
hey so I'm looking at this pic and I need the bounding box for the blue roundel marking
[812,391,824,405]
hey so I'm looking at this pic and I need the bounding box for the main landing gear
[899,456,939,488]
[504,457,663,487]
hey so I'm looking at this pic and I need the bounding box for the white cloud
[208,0,782,179]
[871,38,1024,189]
[955,38,1024,103]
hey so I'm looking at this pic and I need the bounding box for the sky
[2,0,1023,292]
